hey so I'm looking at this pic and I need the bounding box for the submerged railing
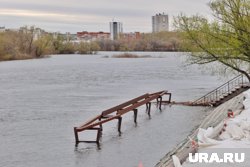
[74,90,171,145]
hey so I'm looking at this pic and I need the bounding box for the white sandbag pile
[172,89,250,167]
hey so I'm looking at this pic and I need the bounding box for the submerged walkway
[74,90,172,145]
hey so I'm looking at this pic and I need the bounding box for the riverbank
[156,92,245,167]
[0,50,183,62]
[0,54,50,62]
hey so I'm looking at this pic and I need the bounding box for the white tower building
[110,21,123,40]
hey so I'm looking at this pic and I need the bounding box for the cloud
[0,1,150,18]
[0,0,211,32]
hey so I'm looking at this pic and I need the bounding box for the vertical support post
[99,118,103,131]
[156,97,159,108]
[118,117,122,133]
[146,103,150,113]
[148,102,151,117]
[99,124,103,131]
[74,127,79,146]
[159,96,162,110]
[168,93,172,103]
[96,128,101,144]
[133,109,138,124]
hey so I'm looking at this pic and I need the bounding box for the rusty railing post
[168,93,172,102]
[148,102,151,117]
[96,129,102,144]
[74,127,79,146]
[159,96,163,110]
[133,109,138,124]
[98,118,103,131]
[146,103,149,110]
[118,117,122,133]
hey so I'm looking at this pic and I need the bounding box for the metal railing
[194,74,249,105]
[74,90,171,145]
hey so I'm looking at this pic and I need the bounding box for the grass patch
[111,53,151,58]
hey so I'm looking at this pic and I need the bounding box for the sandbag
[172,155,182,167]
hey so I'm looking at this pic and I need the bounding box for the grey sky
[0,0,211,33]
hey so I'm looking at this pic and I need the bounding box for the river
[0,52,226,167]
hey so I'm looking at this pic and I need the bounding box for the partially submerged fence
[74,90,171,145]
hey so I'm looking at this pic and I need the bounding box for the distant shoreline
[0,51,187,62]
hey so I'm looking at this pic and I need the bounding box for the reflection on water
[0,52,225,167]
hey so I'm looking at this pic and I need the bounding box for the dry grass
[111,53,151,58]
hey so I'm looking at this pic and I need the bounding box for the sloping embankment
[155,93,245,167]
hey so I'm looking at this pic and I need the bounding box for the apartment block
[152,13,169,32]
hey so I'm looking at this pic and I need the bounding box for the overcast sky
[0,0,211,33]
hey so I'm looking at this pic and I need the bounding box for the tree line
[0,27,182,61]
[0,26,100,61]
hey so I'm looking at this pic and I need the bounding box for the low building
[77,31,110,42]
[121,32,141,41]
[19,26,46,40]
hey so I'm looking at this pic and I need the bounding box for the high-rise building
[110,21,123,40]
[152,13,169,32]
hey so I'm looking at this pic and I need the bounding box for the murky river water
[0,52,226,167]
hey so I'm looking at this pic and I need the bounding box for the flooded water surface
[0,52,225,167]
